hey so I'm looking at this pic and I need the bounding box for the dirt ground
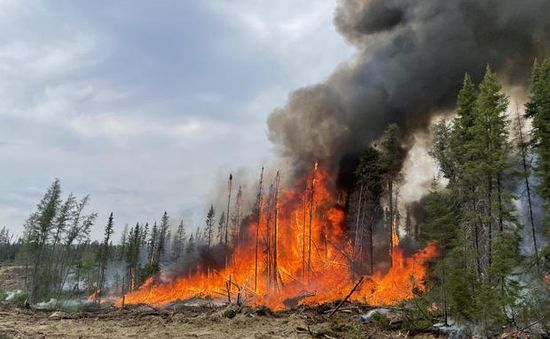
[0,265,442,338]
[0,265,26,292]
[0,303,442,339]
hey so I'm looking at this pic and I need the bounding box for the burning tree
[119,163,437,310]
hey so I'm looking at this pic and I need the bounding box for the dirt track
[0,303,440,339]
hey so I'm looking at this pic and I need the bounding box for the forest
[1,61,549,338]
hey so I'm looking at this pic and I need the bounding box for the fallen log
[283,292,315,309]
[327,276,364,318]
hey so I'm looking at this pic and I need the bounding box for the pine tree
[467,66,511,271]
[430,120,455,181]
[119,224,128,261]
[141,222,149,248]
[23,179,62,302]
[96,212,114,299]
[525,59,550,269]
[186,234,195,254]
[148,222,158,263]
[126,223,141,291]
[526,60,550,203]
[157,212,169,263]
[354,146,383,274]
[447,74,482,278]
[450,73,478,178]
[172,220,186,260]
[420,188,459,325]
[217,212,225,245]
[428,69,525,330]
[380,124,405,260]
[205,205,215,248]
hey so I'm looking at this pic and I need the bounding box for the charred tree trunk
[353,184,364,274]
[233,186,243,253]
[307,163,318,282]
[225,174,233,248]
[272,171,280,291]
[388,180,394,264]
[302,183,307,281]
[254,167,264,292]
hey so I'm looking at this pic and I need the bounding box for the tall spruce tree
[525,60,550,269]
[172,220,186,260]
[217,212,225,245]
[354,146,383,274]
[380,124,405,260]
[157,211,169,263]
[205,205,215,248]
[23,179,62,302]
[526,60,550,203]
[469,66,511,270]
[96,212,114,298]
[420,188,459,325]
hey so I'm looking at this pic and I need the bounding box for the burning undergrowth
[119,165,438,310]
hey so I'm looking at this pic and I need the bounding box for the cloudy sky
[0,1,354,239]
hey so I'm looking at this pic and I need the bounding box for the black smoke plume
[267,0,550,174]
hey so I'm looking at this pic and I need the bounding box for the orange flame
[87,289,100,302]
[118,167,437,309]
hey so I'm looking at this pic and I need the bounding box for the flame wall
[120,167,437,309]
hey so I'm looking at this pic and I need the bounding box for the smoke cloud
[267,0,550,172]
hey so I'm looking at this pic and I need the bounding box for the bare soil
[0,303,440,339]
[0,265,26,292]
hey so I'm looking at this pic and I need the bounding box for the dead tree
[307,162,318,282]
[271,171,281,291]
[233,186,243,252]
[224,174,233,248]
[302,180,307,281]
[254,167,265,292]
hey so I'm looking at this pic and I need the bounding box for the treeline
[0,176,240,304]
[15,179,97,303]
[416,63,549,333]
[0,226,18,262]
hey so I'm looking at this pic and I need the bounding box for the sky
[0,1,354,239]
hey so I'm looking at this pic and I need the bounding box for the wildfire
[118,167,437,310]
[87,289,100,302]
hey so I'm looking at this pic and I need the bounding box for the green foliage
[205,205,215,248]
[355,146,383,199]
[468,66,510,181]
[21,179,97,303]
[157,212,170,262]
[371,312,391,329]
[430,120,455,181]
[138,261,159,283]
[447,73,478,182]
[419,190,458,249]
[526,60,550,202]
[4,290,28,306]
[222,304,241,319]
[525,60,550,265]
[422,65,550,335]
[380,123,405,180]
